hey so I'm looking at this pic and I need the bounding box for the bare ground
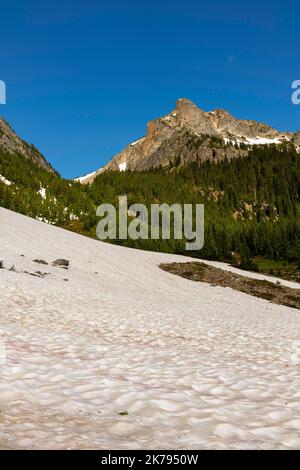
[160,261,300,310]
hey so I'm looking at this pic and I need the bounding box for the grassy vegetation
[253,257,300,283]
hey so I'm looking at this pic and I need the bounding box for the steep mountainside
[0,117,56,173]
[80,98,300,183]
[0,147,95,228]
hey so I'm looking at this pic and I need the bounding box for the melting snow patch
[119,162,127,172]
[223,136,284,147]
[37,187,46,200]
[35,216,55,225]
[0,174,12,186]
[74,171,97,183]
[129,137,144,147]
[245,137,282,145]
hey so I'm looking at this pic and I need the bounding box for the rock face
[0,117,56,173]
[80,98,300,183]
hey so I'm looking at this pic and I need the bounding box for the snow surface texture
[1,207,300,450]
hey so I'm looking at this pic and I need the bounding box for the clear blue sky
[0,0,299,178]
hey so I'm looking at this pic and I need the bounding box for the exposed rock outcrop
[0,117,56,173]
[79,98,299,183]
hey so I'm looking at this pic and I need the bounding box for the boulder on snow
[52,259,70,268]
[33,259,48,265]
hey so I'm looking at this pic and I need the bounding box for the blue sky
[0,0,299,178]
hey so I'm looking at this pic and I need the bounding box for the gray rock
[52,259,70,268]
[79,98,300,182]
[0,117,57,174]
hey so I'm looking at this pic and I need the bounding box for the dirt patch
[160,262,300,310]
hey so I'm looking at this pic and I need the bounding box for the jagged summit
[175,97,201,111]
[76,99,300,183]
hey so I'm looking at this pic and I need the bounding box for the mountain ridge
[78,98,300,183]
[0,116,56,174]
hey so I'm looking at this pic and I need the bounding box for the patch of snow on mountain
[37,186,46,199]
[223,136,284,147]
[74,171,97,183]
[35,216,55,225]
[129,137,145,146]
[246,136,282,145]
[119,162,127,172]
[0,174,12,186]
[223,137,236,145]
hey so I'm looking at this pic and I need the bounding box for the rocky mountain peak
[175,98,200,111]
[211,108,233,118]
[76,99,300,183]
[0,117,56,174]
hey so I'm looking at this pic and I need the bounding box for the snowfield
[1,207,300,450]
